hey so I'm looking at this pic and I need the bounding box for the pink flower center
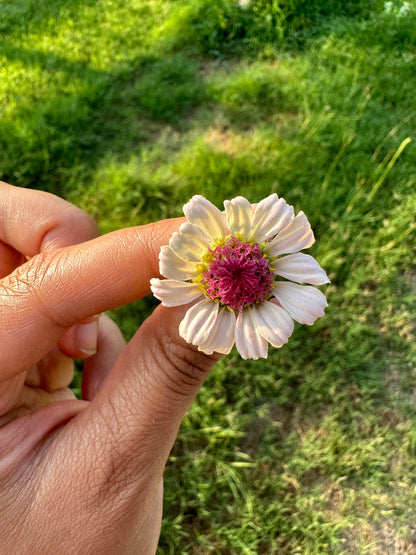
[201,237,275,312]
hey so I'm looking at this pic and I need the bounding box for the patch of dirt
[404,270,416,289]
[240,402,327,455]
[383,364,416,411]
[239,403,295,455]
[205,124,248,156]
[340,520,416,554]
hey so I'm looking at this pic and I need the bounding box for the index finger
[0,219,183,380]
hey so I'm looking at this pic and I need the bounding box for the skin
[0,181,220,554]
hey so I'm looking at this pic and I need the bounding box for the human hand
[0,182,220,554]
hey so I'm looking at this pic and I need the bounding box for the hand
[0,182,220,554]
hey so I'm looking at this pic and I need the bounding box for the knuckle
[152,330,215,399]
[0,250,72,328]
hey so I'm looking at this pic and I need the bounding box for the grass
[1,0,416,552]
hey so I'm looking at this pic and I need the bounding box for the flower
[150,194,329,360]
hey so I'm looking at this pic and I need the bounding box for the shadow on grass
[1,0,409,205]
[0,44,206,195]
[158,0,384,58]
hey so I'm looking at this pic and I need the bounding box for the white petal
[224,196,253,238]
[150,278,202,307]
[266,211,315,257]
[250,194,294,242]
[169,222,210,262]
[159,245,200,280]
[251,301,294,348]
[198,306,236,355]
[235,306,268,360]
[179,299,219,345]
[273,282,328,325]
[273,253,330,285]
[183,195,227,242]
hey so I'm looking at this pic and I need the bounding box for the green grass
[1,0,416,552]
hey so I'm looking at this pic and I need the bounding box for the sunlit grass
[1,0,416,552]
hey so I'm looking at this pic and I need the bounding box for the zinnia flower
[150,194,329,359]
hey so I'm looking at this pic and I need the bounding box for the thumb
[60,303,221,502]
[101,303,220,437]
[8,308,219,553]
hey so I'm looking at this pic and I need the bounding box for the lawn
[1,0,415,552]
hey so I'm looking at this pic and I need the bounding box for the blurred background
[1,0,415,552]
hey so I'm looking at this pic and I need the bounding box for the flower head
[150,194,329,360]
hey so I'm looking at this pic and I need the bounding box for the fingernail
[75,320,99,356]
